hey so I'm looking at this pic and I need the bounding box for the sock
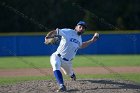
[54,70,64,85]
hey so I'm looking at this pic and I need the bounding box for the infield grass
[0,55,140,69]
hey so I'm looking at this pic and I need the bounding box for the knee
[52,63,61,71]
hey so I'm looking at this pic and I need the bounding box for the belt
[57,54,69,61]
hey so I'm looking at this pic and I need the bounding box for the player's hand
[91,32,99,42]
[94,32,99,39]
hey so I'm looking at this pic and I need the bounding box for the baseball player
[44,21,99,92]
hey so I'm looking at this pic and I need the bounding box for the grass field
[0,55,140,69]
[0,55,140,84]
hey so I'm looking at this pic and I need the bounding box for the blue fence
[0,34,140,56]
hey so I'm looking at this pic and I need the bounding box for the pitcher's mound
[0,79,140,93]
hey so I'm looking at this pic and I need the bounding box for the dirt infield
[0,67,140,77]
[0,79,140,93]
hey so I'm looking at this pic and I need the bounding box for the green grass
[0,56,51,69]
[0,76,53,85]
[0,73,140,85]
[0,55,140,69]
[73,55,140,67]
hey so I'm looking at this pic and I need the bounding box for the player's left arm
[80,32,99,49]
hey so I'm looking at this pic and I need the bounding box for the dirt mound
[0,79,140,93]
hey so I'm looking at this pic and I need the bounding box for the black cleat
[71,73,76,81]
[57,85,67,92]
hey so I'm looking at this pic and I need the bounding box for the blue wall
[0,34,140,56]
[79,34,140,54]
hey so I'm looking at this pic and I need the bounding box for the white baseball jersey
[55,28,82,60]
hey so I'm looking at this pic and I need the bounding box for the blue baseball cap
[77,21,87,28]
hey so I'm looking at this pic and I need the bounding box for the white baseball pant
[50,52,74,76]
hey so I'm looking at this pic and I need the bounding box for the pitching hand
[91,32,99,42]
[94,32,99,39]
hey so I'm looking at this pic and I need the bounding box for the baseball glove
[45,36,61,45]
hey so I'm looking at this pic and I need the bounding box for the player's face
[75,25,86,35]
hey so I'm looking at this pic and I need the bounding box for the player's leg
[61,61,76,81]
[50,53,66,92]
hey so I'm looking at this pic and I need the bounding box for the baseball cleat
[71,73,76,81]
[57,85,67,92]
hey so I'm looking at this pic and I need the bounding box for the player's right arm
[46,30,57,38]
[44,28,68,44]
[45,28,66,38]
